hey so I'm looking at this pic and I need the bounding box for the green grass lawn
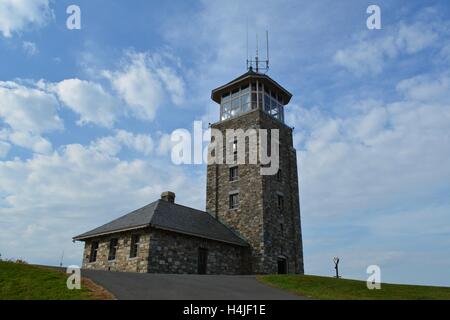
[0,261,104,300]
[258,274,450,300]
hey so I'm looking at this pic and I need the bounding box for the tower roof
[211,69,293,105]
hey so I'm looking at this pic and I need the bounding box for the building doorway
[198,248,208,274]
[277,257,287,274]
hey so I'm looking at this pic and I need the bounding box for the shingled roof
[73,200,248,247]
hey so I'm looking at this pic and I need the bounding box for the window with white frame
[229,193,239,209]
[220,82,285,123]
[221,84,252,121]
[263,87,284,122]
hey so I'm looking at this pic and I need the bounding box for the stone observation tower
[74,51,304,275]
[206,66,304,274]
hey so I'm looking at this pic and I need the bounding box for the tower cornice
[211,70,293,105]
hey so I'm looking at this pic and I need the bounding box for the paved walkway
[81,270,304,300]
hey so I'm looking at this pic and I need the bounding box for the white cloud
[334,39,388,75]
[288,72,450,219]
[53,79,121,128]
[103,53,164,121]
[115,130,153,155]
[396,74,450,104]
[156,66,185,106]
[156,133,173,156]
[0,0,52,37]
[396,23,438,54]
[91,130,154,156]
[89,135,121,156]
[7,130,52,154]
[0,81,62,154]
[103,51,186,121]
[0,81,63,134]
[22,41,39,56]
[0,49,186,134]
[334,22,439,75]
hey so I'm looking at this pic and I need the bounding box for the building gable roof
[73,200,248,247]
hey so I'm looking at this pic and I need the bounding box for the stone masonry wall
[260,111,304,274]
[206,109,304,274]
[82,229,150,273]
[148,228,248,275]
[206,109,266,273]
[81,227,248,274]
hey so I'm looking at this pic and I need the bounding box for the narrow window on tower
[277,194,284,212]
[229,193,239,209]
[276,169,282,182]
[210,136,216,157]
[280,223,284,236]
[233,139,238,162]
[89,241,99,262]
[229,166,238,182]
[130,234,140,258]
[108,238,118,261]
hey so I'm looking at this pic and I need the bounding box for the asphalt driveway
[81,269,304,300]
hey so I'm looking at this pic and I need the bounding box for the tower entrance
[277,257,287,274]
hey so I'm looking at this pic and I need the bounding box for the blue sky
[1,0,450,286]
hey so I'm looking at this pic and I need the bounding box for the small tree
[333,257,340,279]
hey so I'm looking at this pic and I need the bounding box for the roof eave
[211,74,293,104]
[72,224,150,241]
[72,223,248,247]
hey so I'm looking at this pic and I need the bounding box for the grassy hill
[0,261,113,300]
[258,274,450,300]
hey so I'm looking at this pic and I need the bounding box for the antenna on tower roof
[246,18,249,70]
[266,30,270,71]
[256,33,259,72]
[247,29,270,74]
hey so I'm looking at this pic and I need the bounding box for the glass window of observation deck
[220,83,285,123]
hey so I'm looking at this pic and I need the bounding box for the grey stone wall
[206,110,266,273]
[148,228,249,275]
[82,229,150,273]
[81,227,248,274]
[260,111,304,274]
[206,109,304,274]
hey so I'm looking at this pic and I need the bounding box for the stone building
[74,69,304,275]
[73,192,249,274]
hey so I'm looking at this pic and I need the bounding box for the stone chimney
[161,191,175,203]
